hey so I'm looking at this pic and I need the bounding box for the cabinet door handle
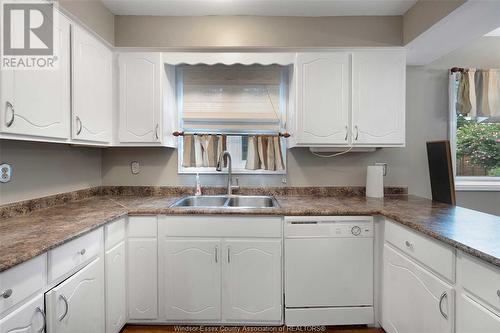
[227,247,231,263]
[79,248,86,255]
[438,292,448,319]
[5,101,14,127]
[344,126,348,141]
[35,307,46,333]
[155,123,159,140]
[58,295,69,321]
[75,116,82,135]
[0,288,12,299]
[405,240,413,248]
[214,246,218,263]
[354,125,359,140]
[497,290,500,298]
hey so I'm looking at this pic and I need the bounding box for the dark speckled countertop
[0,193,499,272]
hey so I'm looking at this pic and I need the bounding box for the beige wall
[115,15,403,48]
[101,147,408,188]
[59,0,115,45]
[0,141,101,205]
[403,0,466,45]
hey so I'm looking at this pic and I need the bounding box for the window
[177,64,289,174]
[450,69,500,190]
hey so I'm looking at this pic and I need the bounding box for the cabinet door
[72,26,112,143]
[352,51,405,146]
[456,293,500,333]
[118,53,162,143]
[45,258,104,333]
[382,245,453,333]
[128,238,158,320]
[105,241,126,333]
[0,295,45,333]
[295,52,350,145]
[222,239,282,323]
[162,239,221,321]
[0,14,70,140]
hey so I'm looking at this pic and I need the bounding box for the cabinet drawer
[48,228,102,283]
[128,216,157,238]
[385,220,455,281]
[458,252,500,313]
[0,254,46,315]
[105,217,126,250]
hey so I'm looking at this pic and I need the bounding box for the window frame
[176,64,289,175]
[449,72,500,191]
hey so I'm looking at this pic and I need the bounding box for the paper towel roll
[366,165,384,198]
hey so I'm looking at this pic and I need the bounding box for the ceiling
[101,0,418,17]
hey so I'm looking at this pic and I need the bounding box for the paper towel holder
[375,163,388,176]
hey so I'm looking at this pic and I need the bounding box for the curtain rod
[173,131,291,138]
[450,67,467,74]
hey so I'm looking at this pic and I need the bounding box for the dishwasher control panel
[285,216,374,238]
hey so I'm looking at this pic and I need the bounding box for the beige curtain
[182,135,227,168]
[245,136,284,171]
[457,69,500,118]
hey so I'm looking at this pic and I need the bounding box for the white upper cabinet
[118,53,162,144]
[292,50,405,148]
[352,51,405,146]
[0,13,70,141]
[72,25,112,144]
[294,52,350,146]
[222,239,282,323]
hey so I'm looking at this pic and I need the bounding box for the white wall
[0,140,102,205]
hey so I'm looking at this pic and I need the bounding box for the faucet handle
[231,177,240,192]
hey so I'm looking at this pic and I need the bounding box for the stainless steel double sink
[170,195,279,209]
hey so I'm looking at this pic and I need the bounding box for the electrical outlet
[0,163,12,183]
[130,161,140,175]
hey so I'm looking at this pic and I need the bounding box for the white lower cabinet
[222,239,282,323]
[456,293,500,333]
[45,258,105,333]
[162,239,221,321]
[127,216,158,321]
[159,216,283,324]
[382,244,454,333]
[128,239,158,320]
[105,241,126,333]
[0,295,45,333]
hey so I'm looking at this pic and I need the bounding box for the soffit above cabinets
[102,0,417,17]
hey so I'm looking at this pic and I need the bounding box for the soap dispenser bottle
[195,173,202,196]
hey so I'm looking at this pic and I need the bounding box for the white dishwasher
[284,216,374,326]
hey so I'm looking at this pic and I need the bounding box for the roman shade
[180,64,286,133]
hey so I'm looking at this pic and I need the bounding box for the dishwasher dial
[351,226,362,236]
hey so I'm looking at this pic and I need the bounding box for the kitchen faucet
[216,150,235,195]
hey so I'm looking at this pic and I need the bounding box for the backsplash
[0,185,407,220]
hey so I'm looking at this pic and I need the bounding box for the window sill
[455,177,500,191]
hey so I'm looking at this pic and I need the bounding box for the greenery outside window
[450,69,500,191]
